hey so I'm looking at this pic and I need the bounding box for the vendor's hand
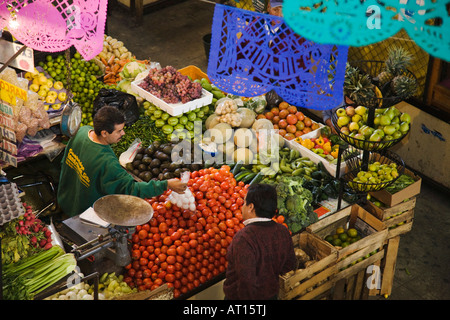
[167,178,187,194]
[325,119,337,134]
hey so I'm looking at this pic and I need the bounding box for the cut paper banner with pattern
[283,0,450,62]
[207,4,349,110]
[0,0,107,61]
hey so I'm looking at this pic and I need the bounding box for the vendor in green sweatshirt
[57,105,187,218]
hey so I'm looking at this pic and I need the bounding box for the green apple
[374,128,385,137]
[349,121,360,132]
[369,163,379,172]
[399,122,409,133]
[352,114,362,123]
[336,108,347,117]
[393,107,401,117]
[374,114,381,126]
[391,116,400,125]
[337,116,350,127]
[392,130,403,139]
[384,135,394,141]
[379,115,391,126]
[369,132,382,142]
[375,108,386,114]
[355,106,367,116]
[384,107,396,120]
[340,126,350,135]
[383,125,397,136]
[400,113,411,124]
[360,125,374,138]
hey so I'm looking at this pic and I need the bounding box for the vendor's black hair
[245,183,278,219]
[93,106,125,135]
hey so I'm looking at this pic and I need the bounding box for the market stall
[1,1,427,301]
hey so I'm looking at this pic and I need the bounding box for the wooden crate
[307,204,387,260]
[278,232,338,300]
[114,283,173,300]
[379,236,401,297]
[365,197,416,238]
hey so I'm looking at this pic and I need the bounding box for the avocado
[145,146,155,156]
[134,153,143,161]
[125,162,134,171]
[152,140,161,149]
[132,169,140,176]
[132,160,141,168]
[142,155,152,165]
[149,158,161,168]
[162,145,173,155]
[155,151,169,161]
[143,171,153,182]
[138,163,147,172]
[163,172,174,179]
[151,167,161,176]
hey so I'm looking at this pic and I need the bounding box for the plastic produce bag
[119,138,141,167]
[93,89,139,126]
[167,172,196,212]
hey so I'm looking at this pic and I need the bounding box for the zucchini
[249,172,263,185]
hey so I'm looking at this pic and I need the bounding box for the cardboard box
[369,168,422,207]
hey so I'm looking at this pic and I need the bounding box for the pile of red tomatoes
[124,165,248,298]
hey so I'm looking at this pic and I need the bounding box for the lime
[332,238,342,247]
[347,228,358,238]
[341,242,350,248]
[336,227,345,234]
[325,235,334,243]
[339,233,348,242]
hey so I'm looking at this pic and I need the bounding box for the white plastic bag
[119,138,141,167]
[168,172,196,211]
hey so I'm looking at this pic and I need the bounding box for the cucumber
[249,172,263,186]
[234,170,251,182]
[242,172,257,183]
[232,160,244,176]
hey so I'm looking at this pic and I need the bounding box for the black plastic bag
[93,88,139,126]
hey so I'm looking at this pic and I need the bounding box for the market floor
[44,0,440,300]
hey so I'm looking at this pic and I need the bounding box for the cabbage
[120,61,147,80]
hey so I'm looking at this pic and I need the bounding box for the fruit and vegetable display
[334,105,411,144]
[97,35,135,65]
[1,203,53,265]
[45,272,137,300]
[324,227,361,248]
[124,140,203,182]
[125,166,246,298]
[37,52,109,126]
[2,245,76,300]
[294,127,344,164]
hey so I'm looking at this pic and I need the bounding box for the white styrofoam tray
[284,131,346,178]
[131,77,213,116]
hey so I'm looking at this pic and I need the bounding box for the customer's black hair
[245,183,278,219]
[93,106,125,135]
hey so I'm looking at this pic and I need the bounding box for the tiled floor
[107,0,450,300]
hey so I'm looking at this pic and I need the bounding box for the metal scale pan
[93,194,153,227]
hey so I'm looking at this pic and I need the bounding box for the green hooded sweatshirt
[57,126,167,217]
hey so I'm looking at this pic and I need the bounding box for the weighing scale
[49,99,82,137]
[58,195,153,269]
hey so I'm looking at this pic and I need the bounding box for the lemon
[38,75,48,85]
[336,227,345,235]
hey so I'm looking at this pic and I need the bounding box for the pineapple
[377,46,414,86]
[391,75,418,99]
[344,63,377,105]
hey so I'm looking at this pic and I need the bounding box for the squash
[233,128,254,148]
[233,147,254,164]
[252,118,274,132]
[236,107,256,128]
[205,113,220,130]
[204,122,233,144]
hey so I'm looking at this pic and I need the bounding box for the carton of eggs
[0,182,25,226]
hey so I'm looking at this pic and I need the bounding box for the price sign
[0,39,34,73]
[0,78,27,106]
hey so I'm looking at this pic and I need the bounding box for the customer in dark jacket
[223,184,296,300]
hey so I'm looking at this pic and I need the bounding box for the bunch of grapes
[139,66,203,104]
